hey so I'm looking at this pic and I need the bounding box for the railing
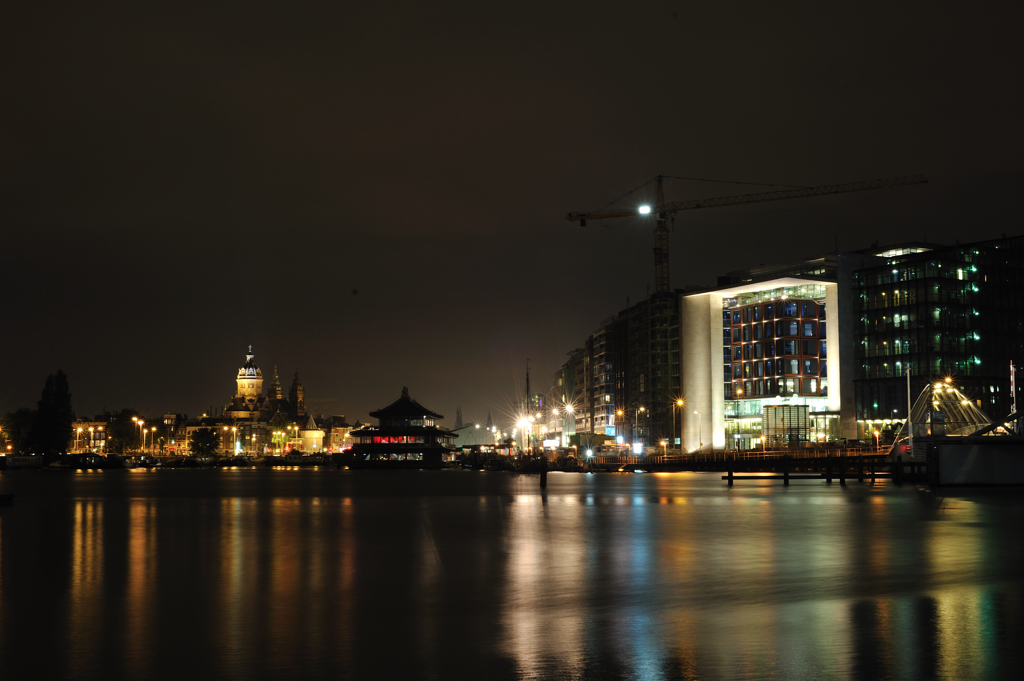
[592,447,883,466]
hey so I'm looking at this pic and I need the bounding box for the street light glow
[638,205,651,214]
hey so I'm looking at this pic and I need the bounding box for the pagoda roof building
[350,387,454,468]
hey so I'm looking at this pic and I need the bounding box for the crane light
[638,205,652,215]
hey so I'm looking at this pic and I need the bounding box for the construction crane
[566,174,928,293]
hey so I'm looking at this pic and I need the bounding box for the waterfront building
[347,387,456,466]
[850,236,1024,439]
[681,271,844,452]
[71,418,108,453]
[677,234,1024,450]
[298,414,325,453]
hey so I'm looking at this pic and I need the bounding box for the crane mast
[567,174,927,293]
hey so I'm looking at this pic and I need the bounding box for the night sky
[3,1,1022,427]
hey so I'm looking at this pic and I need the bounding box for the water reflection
[0,470,1021,680]
[69,500,104,678]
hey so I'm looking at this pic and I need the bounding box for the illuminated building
[851,236,1024,440]
[348,387,455,467]
[682,274,843,451]
[224,346,299,422]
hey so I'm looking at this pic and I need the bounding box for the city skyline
[4,1,1022,428]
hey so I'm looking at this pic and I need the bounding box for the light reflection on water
[0,470,1022,680]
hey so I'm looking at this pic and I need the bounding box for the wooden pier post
[839,454,846,485]
[540,467,547,488]
[727,457,734,486]
[857,454,864,483]
[783,455,789,486]
[825,454,832,484]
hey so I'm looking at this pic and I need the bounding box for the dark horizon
[4,1,1022,426]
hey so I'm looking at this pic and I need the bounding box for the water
[1,469,1022,680]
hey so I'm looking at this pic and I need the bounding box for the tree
[189,427,220,459]
[28,370,74,454]
[106,408,141,454]
[3,408,35,454]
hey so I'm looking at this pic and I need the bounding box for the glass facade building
[853,236,1024,438]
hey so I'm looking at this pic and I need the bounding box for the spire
[525,359,531,410]
[269,366,283,399]
[402,386,410,399]
[289,370,306,417]
[454,406,464,429]
[486,412,493,429]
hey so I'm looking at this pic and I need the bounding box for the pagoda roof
[370,387,444,420]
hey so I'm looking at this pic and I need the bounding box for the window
[732,328,741,342]
[802,321,815,337]
[802,340,817,355]
[754,343,763,359]
[803,359,818,374]
[819,303,826,320]
[743,363,752,378]
[733,346,742,360]
[732,310,742,324]
[819,322,826,338]
[743,345,753,359]
[752,305,761,321]
[787,359,800,374]
[820,340,828,357]
[755,380,764,395]
[742,307,751,323]
[755,362,764,377]
[783,301,798,316]
[754,324,762,340]
[764,359,774,375]
[803,378,818,394]
[784,340,797,355]
[763,322,774,338]
[743,326,751,341]
[787,320,800,336]
[724,365,732,380]
[764,303,775,319]
[765,379,775,395]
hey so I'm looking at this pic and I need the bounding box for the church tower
[226,345,266,420]
[289,370,306,418]
[236,346,264,401]
[268,366,284,400]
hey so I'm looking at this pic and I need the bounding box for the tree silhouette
[28,370,74,454]
[189,427,220,458]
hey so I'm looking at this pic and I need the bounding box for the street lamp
[873,430,880,452]
[634,406,646,446]
[76,427,83,453]
[694,411,702,453]
[674,399,684,454]
[88,427,95,452]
